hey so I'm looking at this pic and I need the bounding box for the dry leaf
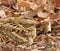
[17,0,38,10]
[2,0,16,7]
[37,11,49,18]
[0,10,7,17]
[53,0,60,9]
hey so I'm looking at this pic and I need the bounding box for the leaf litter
[0,0,60,51]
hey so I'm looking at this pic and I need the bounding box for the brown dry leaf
[33,0,42,5]
[53,0,60,9]
[17,0,38,10]
[44,3,54,13]
[49,13,58,20]
[1,0,16,7]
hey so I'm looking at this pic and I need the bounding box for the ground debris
[0,0,60,51]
